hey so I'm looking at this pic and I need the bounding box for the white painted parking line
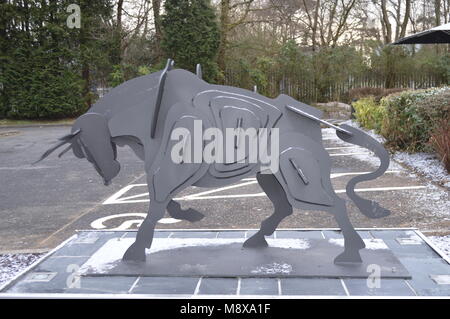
[102,170,422,205]
[329,152,371,157]
[180,181,258,200]
[325,146,361,151]
[177,186,426,201]
[241,170,401,182]
[0,165,58,170]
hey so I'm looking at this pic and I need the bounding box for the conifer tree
[161,0,220,82]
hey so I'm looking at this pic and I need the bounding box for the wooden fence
[224,70,448,103]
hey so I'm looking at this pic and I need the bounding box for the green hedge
[3,50,84,119]
[352,87,450,153]
[380,87,450,152]
[352,97,386,132]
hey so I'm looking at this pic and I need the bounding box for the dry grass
[0,118,75,127]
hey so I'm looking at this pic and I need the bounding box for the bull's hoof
[361,202,391,219]
[182,208,205,222]
[167,201,205,222]
[334,249,362,264]
[243,233,268,249]
[122,243,146,262]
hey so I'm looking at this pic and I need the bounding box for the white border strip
[75,227,419,232]
[0,293,449,299]
[414,230,450,265]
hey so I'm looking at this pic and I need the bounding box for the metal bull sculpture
[37,59,391,264]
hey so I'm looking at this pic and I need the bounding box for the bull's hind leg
[243,172,293,248]
[332,197,365,264]
[122,200,168,261]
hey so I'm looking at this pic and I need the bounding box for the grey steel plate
[79,238,410,279]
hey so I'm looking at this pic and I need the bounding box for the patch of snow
[340,120,449,187]
[251,263,293,275]
[428,235,450,259]
[328,238,389,250]
[267,238,310,250]
[341,120,385,143]
[405,182,450,217]
[322,126,402,170]
[393,152,450,187]
[0,253,43,286]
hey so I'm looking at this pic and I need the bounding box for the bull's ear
[73,113,120,183]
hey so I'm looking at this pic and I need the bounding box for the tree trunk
[435,0,441,54]
[82,63,91,109]
[113,0,123,65]
[399,0,411,39]
[217,0,230,75]
[381,0,392,44]
[152,0,162,60]
[312,0,320,51]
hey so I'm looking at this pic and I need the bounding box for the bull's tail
[336,124,391,219]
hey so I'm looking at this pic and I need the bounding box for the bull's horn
[33,129,81,164]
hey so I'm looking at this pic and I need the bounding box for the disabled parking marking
[101,170,427,205]
[90,212,181,230]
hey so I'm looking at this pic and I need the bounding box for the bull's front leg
[122,199,169,262]
[122,104,210,262]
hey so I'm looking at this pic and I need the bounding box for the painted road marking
[325,146,361,150]
[102,170,421,205]
[329,152,371,157]
[90,213,181,230]
[177,186,426,201]
[0,165,58,170]
[96,168,424,230]
[240,170,401,182]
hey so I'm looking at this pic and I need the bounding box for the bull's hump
[90,71,163,118]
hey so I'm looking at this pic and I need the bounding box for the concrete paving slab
[344,278,415,296]
[239,278,279,295]
[281,278,347,296]
[198,278,238,295]
[131,277,199,294]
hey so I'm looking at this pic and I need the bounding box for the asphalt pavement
[0,125,448,253]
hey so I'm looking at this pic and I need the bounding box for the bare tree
[152,0,162,59]
[218,0,258,72]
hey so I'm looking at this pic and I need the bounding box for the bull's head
[35,113,120,185]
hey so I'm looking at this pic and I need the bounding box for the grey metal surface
[2,229,450,297]
[36,61,392,265]
[80,239,411,279]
